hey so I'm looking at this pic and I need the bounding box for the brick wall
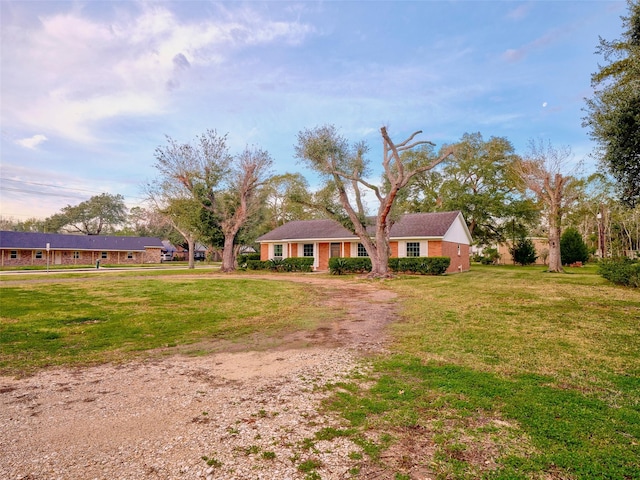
[440,241,470,273]
[1,248,161,267]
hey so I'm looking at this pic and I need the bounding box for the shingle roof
[256,211,463,241]
[257,220,358,241]
[0,231,164,251]
[389,211,461,237]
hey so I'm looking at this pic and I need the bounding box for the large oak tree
[295,125,452,278]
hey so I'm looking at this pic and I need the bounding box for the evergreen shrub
[560,228,589,265]
[510,237,537,265]
[598,258,640,287]
[389,257,451,275]
[329,257,371,275]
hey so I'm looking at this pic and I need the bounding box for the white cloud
[1,4,314,144]
[15,134,48,149]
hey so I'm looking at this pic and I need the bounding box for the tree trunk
[221,234,236,272]
[368,222,392,278]
[547,214,563,273]
[187,237,195,270]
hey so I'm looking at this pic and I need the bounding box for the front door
[54,252,62,265]
[330,242,341,258]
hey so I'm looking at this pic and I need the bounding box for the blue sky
[0,0,628,220]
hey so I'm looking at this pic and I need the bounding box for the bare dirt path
[0,275,399,480]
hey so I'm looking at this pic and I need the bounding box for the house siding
[441,241,470,273]
[1,248,161,267]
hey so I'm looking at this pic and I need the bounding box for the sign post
[46,243,50,273]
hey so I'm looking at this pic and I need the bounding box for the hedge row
[329,257,372,275]
[598,258,640,287]
[389,256,451,275]
[246,257,314,272]
[329,256,450,275]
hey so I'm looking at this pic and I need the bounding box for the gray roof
[257,211,463,241]
[0,231,164,251]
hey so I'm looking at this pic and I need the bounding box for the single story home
[256,211,472,273]
[0,231,164,267]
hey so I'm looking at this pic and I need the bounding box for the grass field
[0,275,326,374]
[327,265,640,479]
[1,265,638,479]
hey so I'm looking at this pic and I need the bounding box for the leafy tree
[510,237,538,266]
[583,0,640,207]
[47,193,127,235]
[515,140,582,273]
[263,173,316,229]
[561,227,590,265]
[400,133,539,247]
[404,132,537,246]
[295,125,452,278]
[120,206,174,239]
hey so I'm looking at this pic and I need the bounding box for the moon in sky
[542,102,548,107]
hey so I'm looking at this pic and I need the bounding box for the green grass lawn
[1,265,638,479]
[325,264,640,479]
[0,275,325,375]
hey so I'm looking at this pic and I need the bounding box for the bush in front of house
[598,258,640,287]
[389,256,451,275]
[246,257,314,272]
[329,257,372,275]
[238,253,261,267]
[246,259,269,270]
[282,257,314,272]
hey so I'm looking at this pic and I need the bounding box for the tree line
[2,1,638,274]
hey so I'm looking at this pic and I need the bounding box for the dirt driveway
[0,275,399,480]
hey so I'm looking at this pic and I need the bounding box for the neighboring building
[161,240,177,261]
[496,237,549,265]
[256,211,472,273]
[0,231,164,267]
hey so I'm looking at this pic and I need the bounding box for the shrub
[479,247,500,265]
[283,257,314,272]
[560,228,589,265]
[238,253,261,269]
[247,259,268,270]
[329,257,371,275]
[389,257,451,275]
[246,257,314,272]
[510,237,537,266]
[598,258,640,287]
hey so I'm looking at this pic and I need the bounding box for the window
[73,251,80,259]
[10,250,18,259]
[406,242,420,257]
[457,244,461,256]
[273,244,283,257]
[127,251,133,259]
[357,243,369,257]
[101,251,108,259]
[35,250,43,259]
[303,244,314,257]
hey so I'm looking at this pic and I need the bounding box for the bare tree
[151,130,272,272]
[516,140,581,272]
[296,125,453,278]
[215,147,273,272]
